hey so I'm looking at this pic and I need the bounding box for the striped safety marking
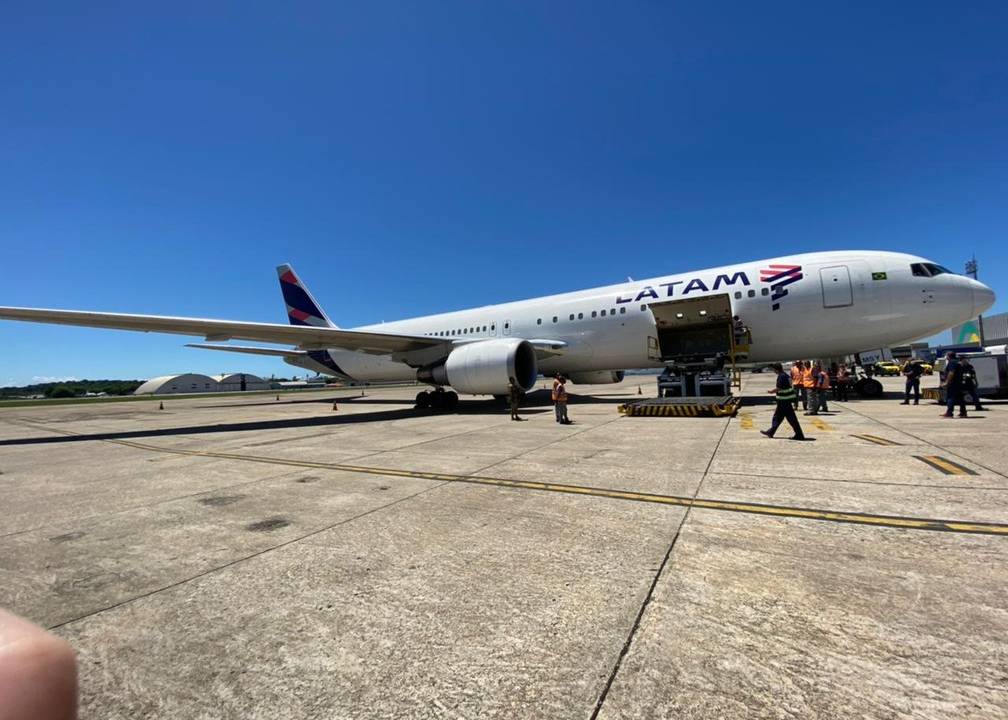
[738,412,754,430]
[618,399,740,418]
[850,434,903,446]
[915,455,979,476]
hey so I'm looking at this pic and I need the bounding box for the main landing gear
[415,387,459,410]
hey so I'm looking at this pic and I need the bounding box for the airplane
[0,250,995,408]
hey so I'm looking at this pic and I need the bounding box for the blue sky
[2,2,1006,385]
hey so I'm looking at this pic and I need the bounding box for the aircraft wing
[185,344,308,357]
[0,307,447,355]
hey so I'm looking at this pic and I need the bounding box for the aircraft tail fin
[276,264,337,328]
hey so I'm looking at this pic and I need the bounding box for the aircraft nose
[972,281,996,316]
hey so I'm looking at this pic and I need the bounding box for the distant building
[211,373,269,392]
[134,374,219,395]
[134,372,270,395]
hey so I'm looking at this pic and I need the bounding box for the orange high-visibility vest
[790,366,802,386]
[817,370,831,389]
[800,367,814,388]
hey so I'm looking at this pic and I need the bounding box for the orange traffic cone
[638,386,642,395]
[332,401,338,411]
[159,401,164,410]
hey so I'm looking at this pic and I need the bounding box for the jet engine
[417,338,538,395]
[566,370,625,384]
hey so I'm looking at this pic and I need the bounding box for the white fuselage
[288,251,994,383]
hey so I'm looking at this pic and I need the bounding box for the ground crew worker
[806,358,822,415]
[900,358,923,405]
[960,357,984,412]
[790,361,804,410]
[941,351,968,418]
[508,377,523,421]
[732,315,750,348]
[815,361,831,413]
[835,363,850,402]
[761,363,807,441]
[554,375,571,424]
[800,360,814,412]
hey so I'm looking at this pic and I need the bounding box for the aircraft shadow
[0,405,552,446]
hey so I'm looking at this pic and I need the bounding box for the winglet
[276,264,337,328]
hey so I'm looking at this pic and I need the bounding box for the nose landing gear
[415,387,459,410]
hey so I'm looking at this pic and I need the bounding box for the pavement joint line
[0,465,314,541]
[915,455,980,476]
[590,407,732,720]
[46,481,450,632]
[839,403,1008,480]
[12,421,1008,536]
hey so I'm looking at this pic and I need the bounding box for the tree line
[0,380,144,399]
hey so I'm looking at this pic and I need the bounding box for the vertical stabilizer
[276,264,337,328]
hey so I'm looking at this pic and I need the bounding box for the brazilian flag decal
[872,271,888,281]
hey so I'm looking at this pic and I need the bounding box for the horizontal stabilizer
[185,344,307,357]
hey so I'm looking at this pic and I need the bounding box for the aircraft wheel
[444,391,459,410]
[855,378,883,398]
[415,391,431,409]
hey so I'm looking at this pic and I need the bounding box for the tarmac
[1,374,1006,719]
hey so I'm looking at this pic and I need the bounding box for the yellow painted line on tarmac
[915,455,979,476]
[811,418,833,431]
[738,413,754,430]
[850,434,902,446]
[95,437,1004,536]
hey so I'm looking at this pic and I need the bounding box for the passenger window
[504,322,509,329]
[569,313,575,321]
[641,305,647,311]
[747,289,756,298]
[463,328,468,334]
[610,308,616,315]
[578,312,584,319]
[591,311,597,318]
[537,318,542,325]
[734,291,742,299]
[482,325,487,331]
[619,307,626,314]
[552,316,558,323]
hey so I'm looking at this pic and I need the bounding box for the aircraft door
[820,265,853,308]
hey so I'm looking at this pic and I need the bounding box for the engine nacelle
[417,339,538,395]
[566,370,625,385]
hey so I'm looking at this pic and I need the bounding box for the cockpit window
[911,262,953,277]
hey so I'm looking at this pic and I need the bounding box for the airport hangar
[133,372,270,395]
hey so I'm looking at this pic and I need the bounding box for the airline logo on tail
[760,264,803,311]
[277,264,335,328]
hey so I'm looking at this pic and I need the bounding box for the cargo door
[647,294,733,361]
[820,265,853,308]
